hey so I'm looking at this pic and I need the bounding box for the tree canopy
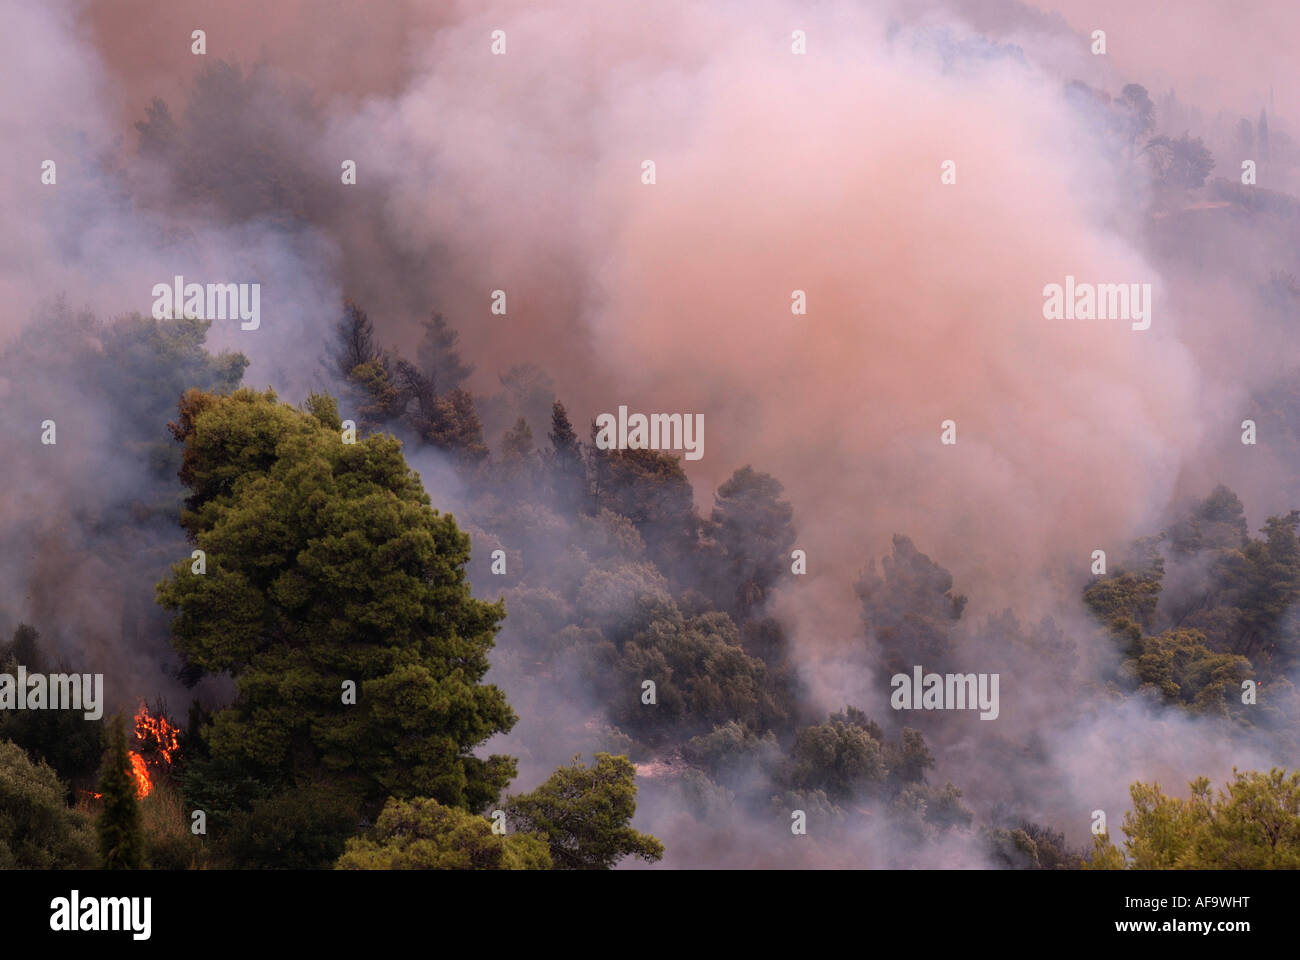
[156,387,517,818]
[505,753,664,869]
[1090,768,1300,869]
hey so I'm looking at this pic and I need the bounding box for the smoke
[319,0,1207,611]
[0,1,342,710]
[1023,0,1299,131]
[6,0,1300,865]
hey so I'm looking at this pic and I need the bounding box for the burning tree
[129,702,182,799]
[80,702,181,803]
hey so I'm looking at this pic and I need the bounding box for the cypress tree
[98,715,147,869]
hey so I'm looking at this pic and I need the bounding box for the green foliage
[739,617,803,719]
[590,445,699,575]
[422,388,489,462]
[1122,777,1211,869]
[156,387,516,815]
[890,727,937,784]
[98,716,147,870]
[594,607,782,740]
[787,714,887,802]
[506,753,664,869]
[1155,496,1300,675]
[0,739,96,869]
[336,796,550,869]
[683,721,780,781]
[349,357,406,429]
[1123,628,1252,715]
[785,709,943,805]
[1084,567,1162,632]
[222,784,359,869]
[1083,833,1126,870]
[1219,512,1300,666]
[1100,769,1300,869]
[1191,768,1300,868]
[302,392,343,431]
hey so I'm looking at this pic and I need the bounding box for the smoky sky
[4,0,1299,864]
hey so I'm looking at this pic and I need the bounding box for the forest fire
[129,752,151,798]
[129,702,182,799]
[77,703,182,803]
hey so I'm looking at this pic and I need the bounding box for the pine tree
[505,753,663,869]
[426,387,489,463]
[548,401,578,449]
[548,401,585,514]
[98,716,147,870]
[417,312,473,394]
[157,388,515,817]
[332,299,382,380]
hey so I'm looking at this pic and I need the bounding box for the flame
[127,703,182,799]
[129,752,151,798]
[134,702,181,765]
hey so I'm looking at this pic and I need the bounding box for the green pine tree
[505,753,664,869]
[156,387,516,818]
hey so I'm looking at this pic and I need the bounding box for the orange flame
[128,703,182,799]
[134,702,181,765]
[129,752,151,798]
